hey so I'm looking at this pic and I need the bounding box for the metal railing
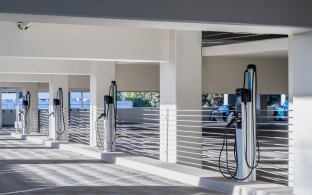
[38,109,49,134]
[113,107,292,186]
[36,108,90,145]
[94,108,105,149]
[68,109,90,145]
[116,108,160,159]
[31,105,292,185]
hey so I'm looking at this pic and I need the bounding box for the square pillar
[260,95,268,123]
[224,94,229,105]
[0,91,2,128]
[15,88,21,131]
[289,31,312,193]
[90,61,116,147]
[24,83,39,133]
[49,75,69,140]
[160,30,202,167]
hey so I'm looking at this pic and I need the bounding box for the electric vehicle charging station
[97,81,117,152]
[49,88,66,141]
[219,64,259,182]
[20,91,31,134]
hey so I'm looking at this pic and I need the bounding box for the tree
[117,92,160,107]
[267,95,281,106]
[202,94,224,107]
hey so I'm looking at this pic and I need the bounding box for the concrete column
[224,94,229,105]
[15,88,21,130]
[49,75,69,140]
[0,91,2,128]
[259,95,268,123]
[289,31,312,193]
[160,30,202,167]
[281,94,287,105]
[24,83,39,132]
[90,61,116,147]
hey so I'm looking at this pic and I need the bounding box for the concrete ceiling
[1,0,312,28]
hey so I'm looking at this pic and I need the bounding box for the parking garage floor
[0,129,224,195]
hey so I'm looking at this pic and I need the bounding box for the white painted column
[281,94,286,105]
[15,88,21,130]
[24,83,39,133]
[224,94,229,105]
[160,30,202,167]
[49,75,69,140]
[0,91,2,128]
[90,61,116,147]
[289,31,312,193]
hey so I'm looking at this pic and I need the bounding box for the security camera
[17,22,32,31]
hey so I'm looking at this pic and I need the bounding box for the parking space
[0,129,224,195]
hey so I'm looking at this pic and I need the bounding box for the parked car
[211,105,235,122]
[273,101,289,121]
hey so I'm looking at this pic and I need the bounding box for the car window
[282,101,288,108]
[218,106,229,111]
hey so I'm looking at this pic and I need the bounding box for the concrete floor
[0,129,225,195]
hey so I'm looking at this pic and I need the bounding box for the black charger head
[104,95,113,105]
[53,99,60,106]
[22,100,29,106]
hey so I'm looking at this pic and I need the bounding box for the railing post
[288,108,294,187]
[160,105,171,162]
[38,110,40,133]
[165,108,169,162]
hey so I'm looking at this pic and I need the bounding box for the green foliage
[117,92,160,107]
[116,93,121,101]
[202,94,224,106]
[267,95,281,106]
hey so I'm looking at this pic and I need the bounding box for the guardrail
[116,108,160,159]
[32,105,292,186]
[113,107,292,186]
[38,109,49,134]
[36,108,90,144]
[68,109,90,145]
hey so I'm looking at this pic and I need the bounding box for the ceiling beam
[0,21,170,62]
[202,38,288,57]
[0,58,93,75]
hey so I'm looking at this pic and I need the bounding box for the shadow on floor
[0,159,107,165]
[0,147,52,150]
[2,185,225,195]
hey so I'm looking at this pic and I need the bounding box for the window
[2,92,17,109]
[38,92,49,109]
[70,92,81,109]
[117,92,160,108]
[70,92,90,109]
[1,92,23,109]
[82,92,90,109]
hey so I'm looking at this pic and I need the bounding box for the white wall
[68,75,90,91]
[69,64,160,92]
[37,75,91,92]
[38,83,49,92]
[202,56,288,94]
[38,64,160,92]
[116,63,160,91]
